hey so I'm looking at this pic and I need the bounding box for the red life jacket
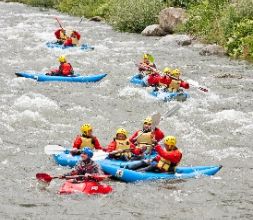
[59,63,73,76]
[54,29,62,39]
[72,31,81,40]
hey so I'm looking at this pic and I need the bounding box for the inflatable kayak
[130,74,146,86]
[99,163,222,183]
[150,89,189,102]
[15,72,107,83]
[130,75,189,102]
[46,41,95,51]
[59,180,112,195]
[53,150,155,168]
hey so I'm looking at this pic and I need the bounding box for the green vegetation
[107,0,165,32]
[5,0,253,61]
[183,0,253,61]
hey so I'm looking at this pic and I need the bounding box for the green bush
[108,0,165,32]
[27,0,56,8]
[57,0,109,18]
[225,19,253,60]
[183,0,229,43]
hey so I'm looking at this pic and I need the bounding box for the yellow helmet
[144,117,152,124]
[164,136,177,146]
[116,128,128,136]
[163,67,172,74]
[58,55,66,63]
[80,123,92,134]
[143,53,154,63]
[171,69,181,77]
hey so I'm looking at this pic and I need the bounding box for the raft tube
[15,72,107,83]
[46,41,95,51]
[99,162,222,183]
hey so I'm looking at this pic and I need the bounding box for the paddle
[36,173,109,184]
[55,17,64,30]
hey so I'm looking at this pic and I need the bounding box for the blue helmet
[81,147,93,158]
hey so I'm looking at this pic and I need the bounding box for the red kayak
[59,180,112,195]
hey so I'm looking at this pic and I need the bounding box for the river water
[0,2,252,220]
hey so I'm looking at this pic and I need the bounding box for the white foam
[13,94,59,114]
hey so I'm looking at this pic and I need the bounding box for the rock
[158,7,187,33]
[89,16,103,22]
[141,24,167,36]
[199,44,226,56]
[159,34,191,45]
[176,35,192,46]
[214,73,243,79]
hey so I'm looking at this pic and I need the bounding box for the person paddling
[47,55,74,76]
[162,68,189,93]
[54,28,68,44]
[129,136,182,174]
[72,123,103,154]
[64,30,81,47]
[129,117,164,156]
[138,54,157,77]
[106,128,137,161]
[59,147,103,181]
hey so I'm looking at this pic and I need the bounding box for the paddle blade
[151,113,161,130]
[44,145,66,155]
[36,173,53,183]
[93,150,109,161]
[164,104,181,118]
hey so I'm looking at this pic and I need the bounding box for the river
[0,2,252,220]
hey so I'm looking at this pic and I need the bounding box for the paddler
[138,54,157,77]
[59,147,103,180]
[106,128,137,161]
[72,123,103,154]
[46,55,74,76]
[129,116,164,156]
[128,136,182,173]
[161,68,189,93]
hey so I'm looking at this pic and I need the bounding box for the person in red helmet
[72,123,103,152]
[106,128,137,161]
[47,55,74,76]
[129,116,164,157]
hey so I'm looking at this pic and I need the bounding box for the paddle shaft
[55,17,64,29]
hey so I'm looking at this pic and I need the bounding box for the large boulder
[199,44,226,56]
[141,24,167,36]
[159,7,187,33]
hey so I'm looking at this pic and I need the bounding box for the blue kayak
[15,72,107,83]
[53,150,80,168]
[99,162,222,182]
[53,150,155,168]
[46,41,95,51]
[150,89,189,102]
[130,74,147,86]
[130,74,189,102]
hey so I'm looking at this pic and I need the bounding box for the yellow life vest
[115,139,132,158]
[168,79,181,92]
[157,148,181,172]
[136,131,153,153]
[80,137,94,150]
